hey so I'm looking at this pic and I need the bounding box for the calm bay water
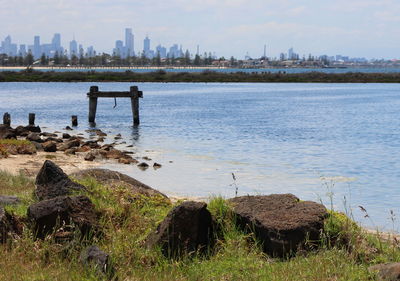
[0,82,399,230]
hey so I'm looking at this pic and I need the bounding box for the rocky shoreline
[0,123,162,174]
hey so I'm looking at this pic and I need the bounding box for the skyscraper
[143,36,150,57]
[33,35,41,59]
[125,28,134,56]
[69,39,78,58]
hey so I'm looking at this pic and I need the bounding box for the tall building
[125,28,134,56]
[143,36,151,58]
[69,39,78,57]
[19,44,27,57]
[156,44,167,58]
[33,35,41,59]
[0,35,17,56]
[113,40,124,57]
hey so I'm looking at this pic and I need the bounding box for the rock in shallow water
[228,194,327,257]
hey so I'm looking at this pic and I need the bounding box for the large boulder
[71,168,168,199]
[27,195,97,239]
[228,194,327,257]
[35,160,86,200]
[146,201,214,258]
[80,245,114,276]
[42,141,57,152]
[0,125,16,139]
[369,263,400,281]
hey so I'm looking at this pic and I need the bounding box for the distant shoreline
[1,69,400,83]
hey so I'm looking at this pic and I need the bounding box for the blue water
[0,82,399,230]
[2,67,400,73]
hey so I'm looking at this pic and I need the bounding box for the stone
[80,245,114,276]
[84,152,96,161]
[26,132,42,143]
[64,148,77,155]
[369,263,400,281]
[0,125,16,139]
[228,194,327,257]
[146,201,214,258]
[16,143,37,155]
[71,168,168,199]
[40,132,58,137]
[118,158,131,164]
[15,125,29,137]
[65,126,73,130]
[76,145,91,153]
[42,141,57,152]
[57,139,81,151]
[153,163,162,169]
[35,160,86,200]
[137,162,149,170]
[25,125,41,133]
[0,207,22,243]
[27,195,97,239]
[0,195,20,206]
[105,149,125,159]
[31,141,44,152]
[62,133,71,139]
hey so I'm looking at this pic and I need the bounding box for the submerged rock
[229,194,327,257]
[35,160,86,200]
[146,201,214,258]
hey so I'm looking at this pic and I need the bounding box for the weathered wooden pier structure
[87,86,143,125]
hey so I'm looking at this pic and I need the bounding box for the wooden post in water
[87,85,142,126]
[88,86,98,123]
[3,112,10,126]
[71,115,78,126]
[28,113,35,126]
[130,86,140,125]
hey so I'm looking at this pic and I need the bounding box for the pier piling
[71,115,78,127]
[29,113,35,125]
[3,112,10,126]
[87,85,143,125]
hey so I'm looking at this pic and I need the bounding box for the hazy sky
[1,0,399,59]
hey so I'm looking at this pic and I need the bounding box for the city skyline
[0,0,399,60]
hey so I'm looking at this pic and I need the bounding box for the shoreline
[1,69,400,83]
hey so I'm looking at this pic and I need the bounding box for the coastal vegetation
[1,69,400,83]
[1,167,400,280]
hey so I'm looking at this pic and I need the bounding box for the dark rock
[40,132,58,137]
[369,263,400,281]
[71,168,168,199]
[26,133,42,143]
[31,141,44,152]
[0,125,16,139]
[146,201,214,258]
[15,126,29,137]
[80,245,114,276]
[229,194,327,257]
[142,156,152,161]
[105,149,125,159]
[65,126,73,130]
[62,133,71,139]
[83,140,100,149]
[27,195,97,239]
[25,125,41,133]
[118,158,131,164]
[137,162,149,170]
[0,195,20,206]
[97,137,104,142]
[76,145,91,153]
[0,207,22,243]
[64,148,77,155]
[84,152,96,161]
[35,160,86,200]
[153,163,162,169]
[43,137,63,143]
[42,141,57,152]
[57,139,81,151]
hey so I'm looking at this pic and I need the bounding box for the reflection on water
[0,82,400,230]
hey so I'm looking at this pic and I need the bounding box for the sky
[0,0,399,59]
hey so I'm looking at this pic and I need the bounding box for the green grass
[0,171,398,280]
